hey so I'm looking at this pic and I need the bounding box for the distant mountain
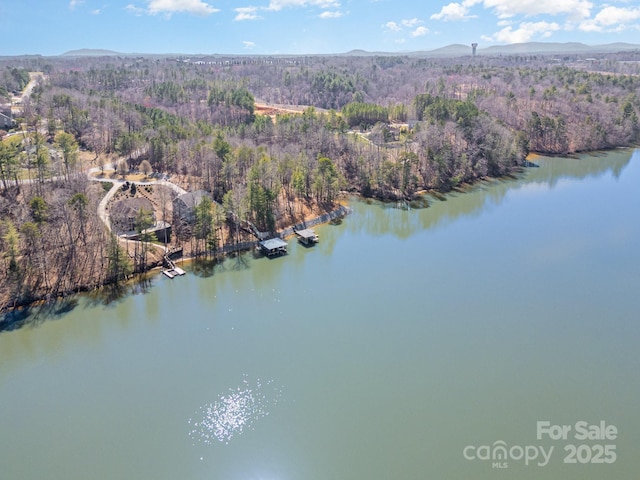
[343,42,640,58]
[594,42,640,52]
[411,44,472,57]
[56,42,640,59]
[61,49,123,57]
[344,49,376,57]
[342,46,473,57]
[478,42,640,55]
[481,42,590,55]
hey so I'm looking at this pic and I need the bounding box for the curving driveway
[87,164,192,260]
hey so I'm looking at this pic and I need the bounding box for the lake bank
[0,146,627,315]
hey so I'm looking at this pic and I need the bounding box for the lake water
[1,149,639,479]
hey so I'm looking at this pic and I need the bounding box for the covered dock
[259,238,288,256]
[295,228,319,245]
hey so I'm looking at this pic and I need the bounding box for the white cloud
[126,4,146,15]
[401,18,422,27]
[383,17,430,39]
[91,9,101,14]
[579,6,640,32]
[69,0,84,9]
[487,21,561,43]
[240,0,342,19]
[431,1,478,21]
[410,26,429,37]
[384,21,402,32]
[234,6,262,20]
[243,41,257,49]
[578,22,601,32]
[481,0,592,20]
[267,0,340,11]
[319,10,343,18]
[145,0,219,16]
[384,18,425,31]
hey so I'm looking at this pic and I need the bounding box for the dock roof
[260,238,288,250]
[295,228,317,239]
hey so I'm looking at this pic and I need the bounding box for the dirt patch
[254,103,304,120]
[254,102,325,120]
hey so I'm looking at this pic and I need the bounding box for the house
[110,197,171,242]
[110,197,156,233]
[173,190,211,224]
[0,111,15,130]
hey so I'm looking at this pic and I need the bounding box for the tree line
[1,51,639,310]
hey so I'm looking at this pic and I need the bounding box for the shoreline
[0,203,351,318]
[157,203,351,268]
[0,151,593,317]
[2,145,634,317]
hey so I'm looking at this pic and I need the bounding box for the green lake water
[1,149,639,479]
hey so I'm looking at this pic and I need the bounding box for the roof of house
[175,190,210,209]
[111,197,154,219]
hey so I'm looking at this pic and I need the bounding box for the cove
[1,149,639,480]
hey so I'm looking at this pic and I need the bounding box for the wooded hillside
[1,51,639,310]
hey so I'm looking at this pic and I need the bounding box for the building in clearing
[110,197,170,242]
[111,197,155,232]
[173,190,212,224]
[109,197,171,242]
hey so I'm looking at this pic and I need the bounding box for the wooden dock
[162,267,185,279]
[162,251,186,279]
[162,269,175,279]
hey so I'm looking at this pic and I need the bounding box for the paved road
[96,180,121,232]
[87,164,187,195]
[11,72,44,115]
[94,177,170,256]
[87,164,186,229]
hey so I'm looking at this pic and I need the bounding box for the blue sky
[1,0,640,56]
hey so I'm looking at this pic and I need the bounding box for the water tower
[471,43,478,56]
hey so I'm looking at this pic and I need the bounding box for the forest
[1,50,639,311]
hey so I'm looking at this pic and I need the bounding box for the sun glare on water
[188,375,284,445]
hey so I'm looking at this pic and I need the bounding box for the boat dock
[259,238,288,256]
[162,266,185,279]
[295,228,319,246]
[162,251,186,279]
